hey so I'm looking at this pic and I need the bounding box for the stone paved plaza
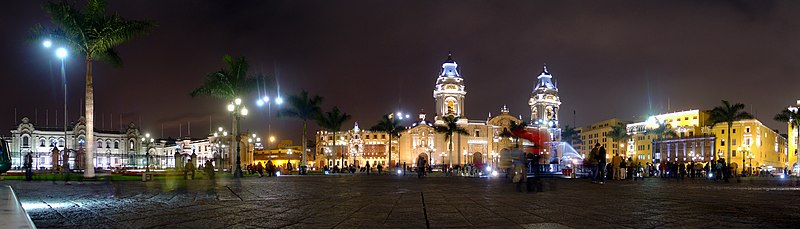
[5,175,800,228]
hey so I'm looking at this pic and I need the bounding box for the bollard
[142,173,147,182]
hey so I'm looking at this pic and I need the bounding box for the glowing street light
[275,97,283,105]
[55,48,68,59]
[42,39,52,48]
[269,136,276,143]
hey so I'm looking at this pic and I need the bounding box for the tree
[191,55,258,177]
[647,121,678,163]
[279,90,323,173]
[434,116,469,167]
[316,107,351,168]
[707,100,754,167]
[608,123,629,155]
[370,115,405,169]
[31,0,154,177]
[561,125,581,146]
[774,108,800,162]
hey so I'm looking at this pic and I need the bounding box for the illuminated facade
[710,119,789,173]
[575,118,630,159]
[314,54,562,169]
[626,110,710,163]
[787,100,799,172]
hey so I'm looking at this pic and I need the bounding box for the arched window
[58,138,65,147]
[106,140,111,148]
[114,141,119,149]
[23,136,30,147]
[97,140,104,148]
[39,138,46,147]
[129,140,135,150]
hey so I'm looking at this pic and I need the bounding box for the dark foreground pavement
[5,175,800,228]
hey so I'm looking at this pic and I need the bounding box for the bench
[0,185,36,228]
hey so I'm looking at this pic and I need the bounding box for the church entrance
[472,152,483,165]
[417,153,429,168]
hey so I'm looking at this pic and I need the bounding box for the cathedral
[314,54,563,169]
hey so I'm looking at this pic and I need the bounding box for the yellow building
[575,118,630,159]
[711,119,789,174]
[253,140,302,169]
[626,110,710,163]
[787,100,799,173]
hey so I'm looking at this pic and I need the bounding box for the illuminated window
[23,136,30,147]
[721,139,726,146]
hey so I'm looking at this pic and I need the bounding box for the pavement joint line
[420,192,433,229]
[225,186,244,201]
[41,198,77,225]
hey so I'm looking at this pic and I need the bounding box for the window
[647,145,650,150]
[475,130,480,137]
[732,150,737,157]
[732,139,736,146]
[745,127,750,133]
[114,141,119,149]
[129,140,135,150]
[721,139,726,146]
[722,130,725,134]
[98,140,104,148]
[59,139,65,147]
[684,117,689,120]
[39,138,45,147]
[23,136,30,147]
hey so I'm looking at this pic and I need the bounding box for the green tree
[434,116,469,167]
[707,100,754,166]
[316,107,351,168]
[608,123,629,153]
[370,115,405,169]
[31,0,154,177]
[774,108,800,161]
[191,55,258,177]
[279,90,323,172]
[561,125,582,146]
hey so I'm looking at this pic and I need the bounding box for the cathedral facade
[314,54,563,169]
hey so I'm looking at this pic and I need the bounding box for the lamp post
[257,94,283,150]
[141,133,154,173]
[42,40,70,168]
[440,152,446,171]
[213,127,228,172]
[739,145,750,177]
[227,98,248,178]
[747,152,755,176]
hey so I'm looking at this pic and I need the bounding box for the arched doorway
[472,152,483,165]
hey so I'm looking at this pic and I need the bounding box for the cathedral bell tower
[434,54,466,123]
[529,65,561,129]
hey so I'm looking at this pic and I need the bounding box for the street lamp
[747,152,756,176]
[141,133,155,173]
[41,40,70,170]
[257,93,283,150]
[213,127,228,172]
[228,98,248,178]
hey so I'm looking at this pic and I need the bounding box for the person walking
[287,162,294,175]
[266,160,275,177]
[377,163,383,175]
[589,143,600,183]
[365,161,371,176]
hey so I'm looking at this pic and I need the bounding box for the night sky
[2,0,799,142]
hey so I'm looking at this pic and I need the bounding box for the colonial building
[7,116,255,171]
[787,100,799,173]
[575,118,630,159]
[315,54,564,169]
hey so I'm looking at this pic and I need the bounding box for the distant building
[575,118,630,159]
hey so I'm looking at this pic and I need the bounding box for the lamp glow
[218,127,223,132]
[241,107,248,116]
[235,98,242,105]
[42,40,52,48]
[55,48,68,59]
[223,131,228,136]
[145,133,150,138]
[275,97,284,105]
[256,99,264,106]
[227,104,235,111]
[269,136,275,142]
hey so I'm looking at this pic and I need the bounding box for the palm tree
[561,125,581,146]
[707,100,754,168]
[316,107,351,168]
[775,108,800,166]
[31,0,153,177]
[608,123,630,157]
[279,90,323,173]
[434,116,469,167]
[191,55,258,177]
[370,115,405,169]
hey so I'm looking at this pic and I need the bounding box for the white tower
[434,54,466,122]
[529,65,561,128]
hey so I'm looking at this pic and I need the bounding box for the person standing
[589,143,600,183]
[611,153,621,180]
[416,157,426,179]
[186,159,195,180]
[377,163,383,175]
[256,162,264,177]
[287,162,294,175]
[365,161,371,176]
[205,160,215,180]
[597,145,607,184]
